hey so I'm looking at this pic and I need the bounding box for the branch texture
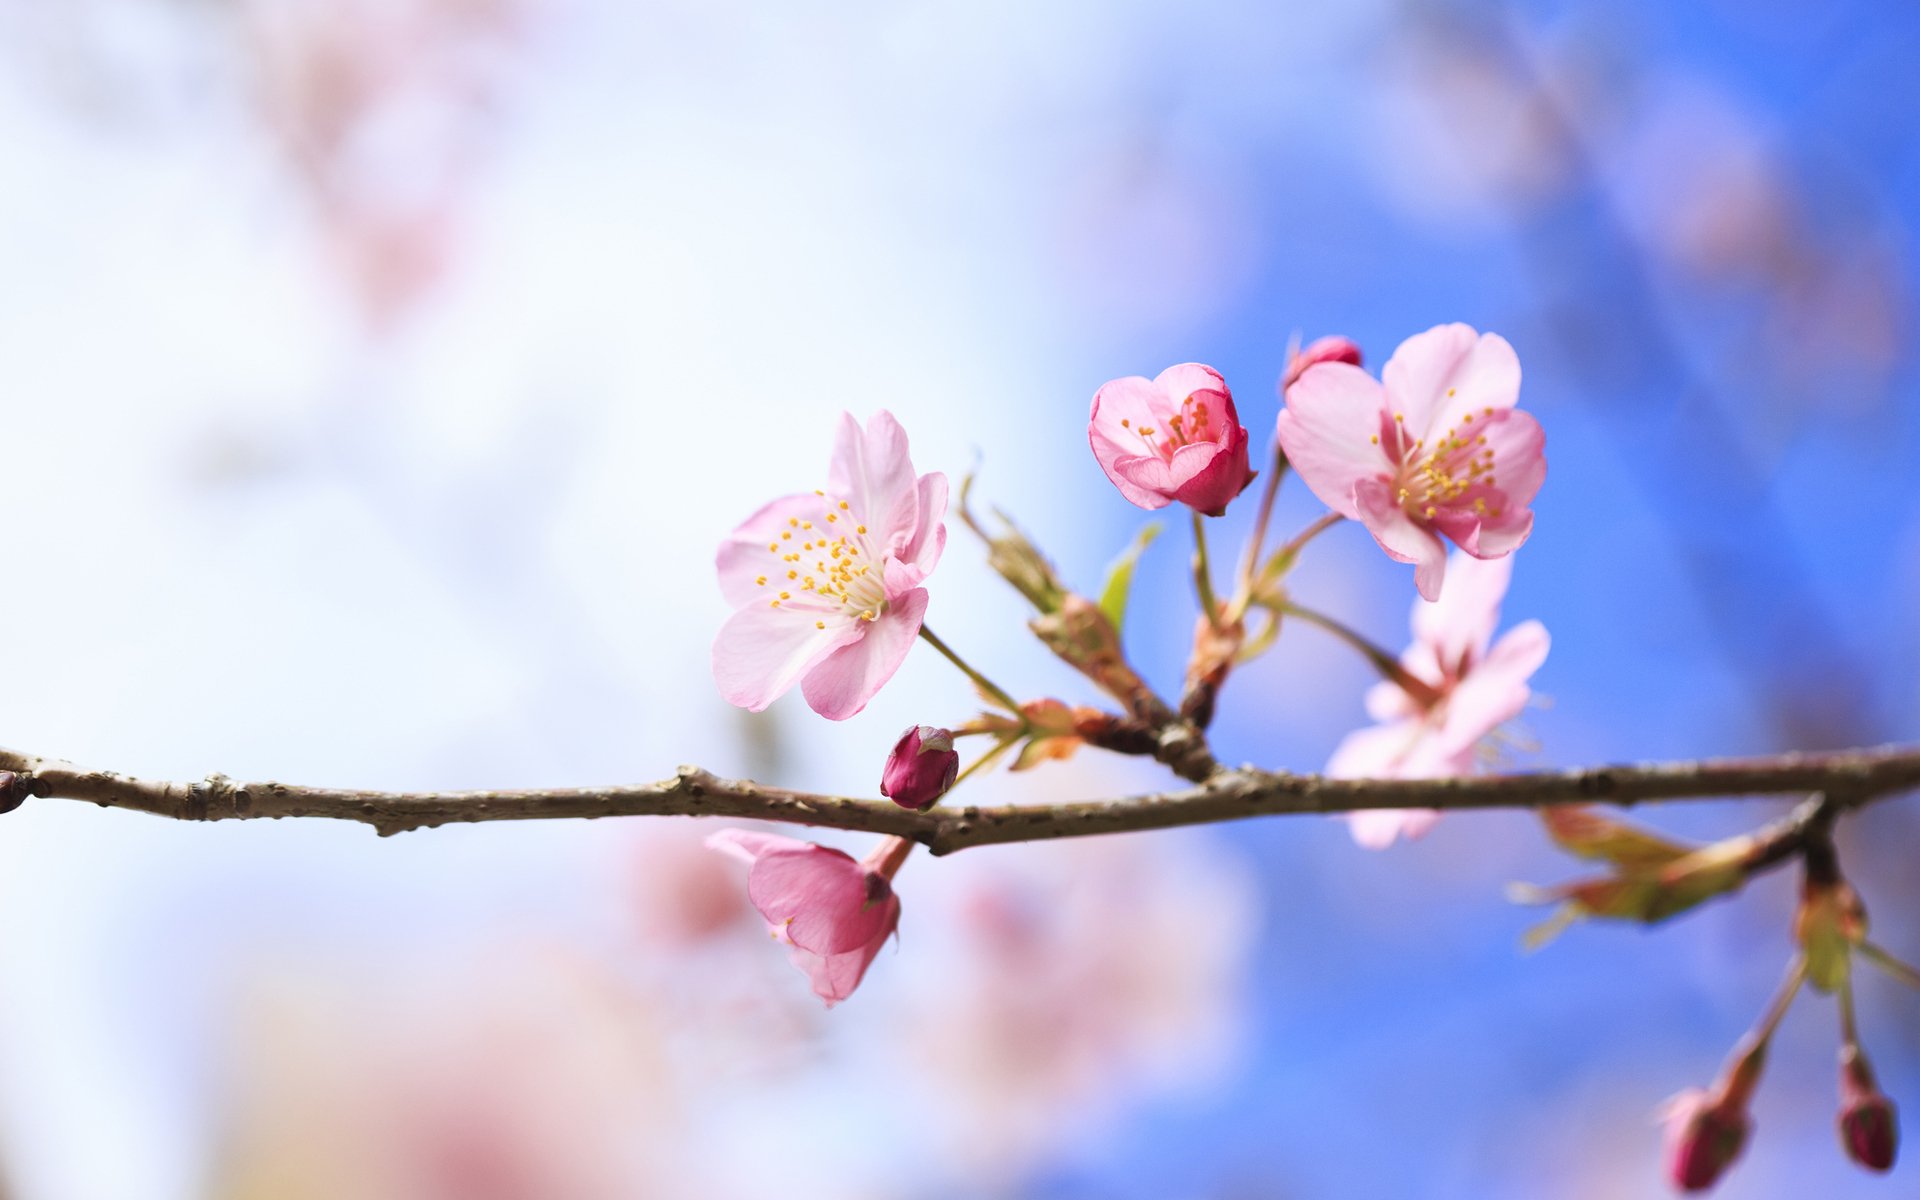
[4,743,1916,854]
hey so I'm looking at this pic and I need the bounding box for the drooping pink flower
[1276,323,1545,600]
[1281,335,1363,390]
[1661,1087,1752,1192]
[1089,364,1255,517]
[706,830,910,1006]
[1328,551,1548,848]
[712,410,947,720]
[880,725,960,811]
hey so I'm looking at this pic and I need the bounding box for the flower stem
[1838,968,1861,1051]
[1191,511,1220,626]
[1755,956,1808,1046]
[1280,601,1444,709]
[1860,941,1920,991]
[918,624,1023,715]
[1234,436,1289,597]
[1267,512,1344,579]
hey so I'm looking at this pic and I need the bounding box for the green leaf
[1097,522,1163,633]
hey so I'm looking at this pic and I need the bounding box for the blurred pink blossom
[1329,552,1548,848]
[707,830,911,1006]
[1277,323,1544,600]
[902,838,1252,1179]
[712,411,947,720]
[1089,364,1255,516]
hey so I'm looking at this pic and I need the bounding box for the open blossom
[1089,364,1255,516]
[1329,552,1548,848]
[713,410,947,720]
[1277,323,1544,600]
[706,830,910,1006]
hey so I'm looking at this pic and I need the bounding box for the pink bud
[1281,335,1362,390]
[1839,1047,1899,1172]
[880,725,960,811]
[1661,1087,1751,1193]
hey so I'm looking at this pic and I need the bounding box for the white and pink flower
[706,829,910,1006]
[1276,323,1544,600]
[1089,363,1255,517]
[1329,552,1549,847]
[712,410,947,720]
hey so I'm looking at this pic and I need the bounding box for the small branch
[4,743,1917,853]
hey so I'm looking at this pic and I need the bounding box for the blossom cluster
[696,322,1906,1193]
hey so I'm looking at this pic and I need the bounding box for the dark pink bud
[1281,335,1363,390]
[1839,1047,1899,1172]
[880,725,960,811]
[1662,1088,1751,1192]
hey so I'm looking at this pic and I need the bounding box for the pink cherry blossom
[706,829,910,1006]
[1089,363,1255,517]
[1276,323,1545,600]
[712,410,947,720]
[1328,552,1549,848]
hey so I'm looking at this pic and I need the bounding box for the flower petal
[800,587,929,720]
[1347,808,1442,850]
[1152,362,1227,402]
[790,898,897,1006]
[1382,324,1519,441]
[716,492,830,608]
[746,844,894,954]
[1276,362,1392,520]
[712,601,863,712]
[705,828,812,867]
[828,410,919,536]
[1090,376,1178,510]
[1354,477,1449,600]
[1413,551,1512,672]
[1434,619,1548,759]
[895,471,948,582]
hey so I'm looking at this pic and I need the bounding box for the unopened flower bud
[880,725,959,811]
[1281,335,1363,390]
[1839,1046,1899,1172]
[1662,1087,1752,1193]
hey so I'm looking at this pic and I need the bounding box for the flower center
[1118,392,1217,461]
[1380,405,1505,522]
[756,490,888,624]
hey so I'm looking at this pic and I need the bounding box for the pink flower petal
[1347,808,1442,850]
[791,899,897,1006]
[1355,477,1450,600]
[1413,551,1513,672]
[744,844,894,955]
[1153,362,1228,400]
[704,828,812,866]
[715,492,829,608]
[1434,619,1548,759]
[800,587,929,720]
[711,601,863,712]
[1275,361,1392,520]
[828,410,919,538]
[1090,376,1180,510]
[1382,324,1520,442]
[896,471,949,582]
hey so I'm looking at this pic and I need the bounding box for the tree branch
[4,743,1916,854]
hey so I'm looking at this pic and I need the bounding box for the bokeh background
[0,0,1915,1196]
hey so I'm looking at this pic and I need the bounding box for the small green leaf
[1540,806,1696,869]
[1097,522,1163,633]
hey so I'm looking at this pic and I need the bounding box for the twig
[3,742,1916,853]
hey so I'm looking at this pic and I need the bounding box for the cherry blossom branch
[3,742,1915,853]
